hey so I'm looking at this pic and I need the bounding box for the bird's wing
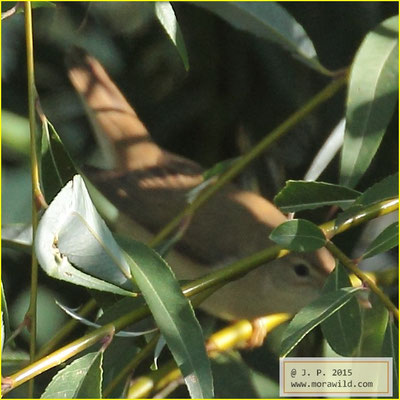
[66,47,326,271]
[84,154,285,267]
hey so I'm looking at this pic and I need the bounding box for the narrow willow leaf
[117,236,214,398]
[1,312,4,353]
[194,2,329,74]
[359,294,388,356]
[95,296,147,325]
[250,367,280,398]
[56,301,156,338]
[340,15,399,188]
[101,336,140,398]
[304,118,345,182]
[335,173,398,228]
[35,175,136,296]
[57,212,132,289]
[1,283,10,346]
[354,172,398,206]
[41,352,103,399]
[155,2,189,70]
[187,157,239,204]
[154,335,167,369]
[321,263,362,356]
[31,2,56,10]
[202,157,239,181]
[364,221,399,259]
[270,219,326,252]
[212,353,265,398]
[382,320,398,397]
[41,118,77,202]
[274,181,360,212]
[281,286,363,357]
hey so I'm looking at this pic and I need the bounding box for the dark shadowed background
[2,2,398,398]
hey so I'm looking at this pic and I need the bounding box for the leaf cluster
[1,2,398,398]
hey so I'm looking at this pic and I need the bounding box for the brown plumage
[67,48,335,320]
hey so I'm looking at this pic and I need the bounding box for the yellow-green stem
[6,73,346,392]
[321,198,399,238]
[24,3,40,396]
[325,241,399,320]
[103,334,160,397]
[128,314,292,398]
[2,196,397,396]
[127,358,178,398]
[150,74,347,247]
[2,324,115,396]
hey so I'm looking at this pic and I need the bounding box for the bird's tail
[66,47,161,171]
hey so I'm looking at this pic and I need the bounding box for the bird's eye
[294,263,310,277]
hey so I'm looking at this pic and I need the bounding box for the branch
[325,240,398,320]
[127,314,291,398]
[2,195,397,395]
[150,73,348,247]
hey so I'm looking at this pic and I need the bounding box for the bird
[66,47,335,321]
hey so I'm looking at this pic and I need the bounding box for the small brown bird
[67,48,335,321]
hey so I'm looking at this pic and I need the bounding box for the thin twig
[150,73,348,247]
[2,195,397,396]
[325,240,399,320]
[24,3,40,396]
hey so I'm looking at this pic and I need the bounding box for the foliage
[2,2,398,398]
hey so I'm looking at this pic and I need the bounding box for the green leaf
[155,2,189,71]
[32,1,56,9]
[334,204,364,231]
[194,2,329,74]
[1,283,11,346]
[364,221,399,259]
[1,312,4,353]
[274,180,360,212]
[250,367,280,398]
[117,236,214,398]
[41,352,103,399]
[212,352,257,398]
[35,175,137,296]
[41,119,78,202]
[354,172,398,206]
[280,286,363,357]
[212,352,279,398]
[381,319,398,397]
[340,15,399,188]
[335,173,398,228]
[359,294,388,356]
[269,219,326,251]
[202,157,240,181]
[101,336,141,398]
[187,157,239,204]
[96,297,146,325]
[96,298,147,396]
[56,300,155,337]
[321,263,362,356]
